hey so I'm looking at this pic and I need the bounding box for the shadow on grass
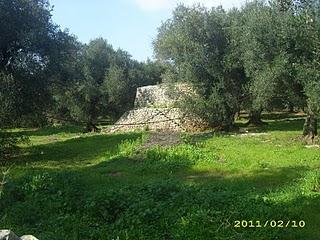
[6,132,143,166]
[261,118,305,132]
[86,151,311,193]
[261,112,306,120]
[233,112,306,133]
[191,114,306,143]
[233,118,305,134]
[17,125,84,137]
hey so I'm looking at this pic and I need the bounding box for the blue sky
[50,0,246,62]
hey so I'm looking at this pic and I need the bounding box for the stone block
[0,230,20,240]
[20,236,39,240]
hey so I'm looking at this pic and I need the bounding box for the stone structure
[109,83,207,133]
[0,230,38,240]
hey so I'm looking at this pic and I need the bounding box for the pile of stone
[109,83,207,133]
[0,230,38,240]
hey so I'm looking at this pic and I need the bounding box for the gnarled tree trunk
[303,112,317,142]
[247,109,264,125]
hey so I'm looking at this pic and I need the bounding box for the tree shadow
[189,114,306,143]
[4,132,143,166]
[260,118,305,132]
[234,112,307,133]
[261,112,306,120]
[87,152,310,193]
[233,118,305,133]
[16,125,83,137]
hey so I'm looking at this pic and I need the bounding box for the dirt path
[139,132,182,150]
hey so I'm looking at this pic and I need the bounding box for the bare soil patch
[139,132,182,151]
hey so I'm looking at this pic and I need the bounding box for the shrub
[0,130,28,161]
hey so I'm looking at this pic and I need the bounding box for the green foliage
[0,0,82,157]
[154,0,320,132]
[0,0,76,126]
[62,38,113,131]
[154,5,240,129]
[51,38,165,129]
[286,0,320,136]
[143,144,218,170]
[0,168,9,199]
[181,85,238,129]
[303,77,320,117]
[0,0,53,72]
[0,131,27,161]
[105,65,128,107]
[0,72,17,127]
[228,1,296,121]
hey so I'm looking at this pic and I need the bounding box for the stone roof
[134,83,193,108]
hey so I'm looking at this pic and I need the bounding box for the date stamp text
[234,220,305,228]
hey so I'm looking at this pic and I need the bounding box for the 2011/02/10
[234,220,306,228]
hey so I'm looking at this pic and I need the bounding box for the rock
[0,230,20,240]
[0,231,38,240]
[305,144,320,148]
[20,236,38,240]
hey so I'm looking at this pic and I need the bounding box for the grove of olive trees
[1,0,320,159]
[154,0,320,138]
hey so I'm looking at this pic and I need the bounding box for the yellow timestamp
[234,220,306,228]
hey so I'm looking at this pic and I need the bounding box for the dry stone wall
[134,84,193,108]
[109,84,207,133]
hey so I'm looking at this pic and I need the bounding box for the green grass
[1,113,319,240]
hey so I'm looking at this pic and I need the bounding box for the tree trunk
[234,106,241,120]
[85,98,100,133]
[288,103,295,113]
[247,109,264,125]
[85,122,100,133]
[214,113,237,132]
[303,113,317,141]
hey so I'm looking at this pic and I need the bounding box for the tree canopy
[154,0,320,138]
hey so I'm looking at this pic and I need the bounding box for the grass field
[1,113,319,239]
